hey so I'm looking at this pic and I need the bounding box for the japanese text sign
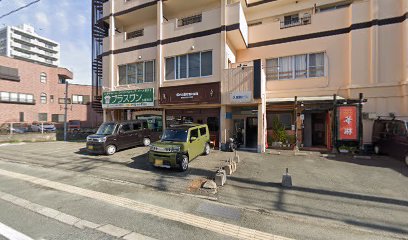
[337,106,358,141]
[102,88,154,108]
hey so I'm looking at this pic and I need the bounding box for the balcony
[103,0,156,25]
[226,2,248,50]
[222,64,254,105]
[280,15,311,29]
[102,24,156,52]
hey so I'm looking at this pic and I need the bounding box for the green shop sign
[102,88,154,108]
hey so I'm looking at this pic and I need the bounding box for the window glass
[0,92,9,101]
[26,94,33,103]
[165,57,175,80]
[201,51,212,76]
[188,52,200,78]
[40,73,47,83]
[279,56,293,79]
[199,127,206,136]
[133,122,142,130]
[136,115,163,132]
[38,113,47,121]
[145,61,154,83]
[207,117,219,132]
[121,124,132,132]
[127,64,137,84]
[178,55,187,79]
[309,53,324,77]
[136,62,144,83]
[190,129,199,140]
[266,58,278,80]
[295,54,307,78]
[19,94,27,102]
[10,92,18,101]
[40,93,47,104]
[119,65,127,85]
[267,112,293,130]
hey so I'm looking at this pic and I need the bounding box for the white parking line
[0,168,292,240]
[0,143,26,147]
[0,222,33,240]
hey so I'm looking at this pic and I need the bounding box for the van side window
[143,121,148,129]
[199,127,206,136]
[190,129,199,140]
[121,124,132,132]
[133,122,142,130]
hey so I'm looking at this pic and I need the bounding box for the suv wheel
[203,143,210,155]
[105,145,116,155]
[374,145,381,155]
[143,138,151,146]
[179,155,189,172]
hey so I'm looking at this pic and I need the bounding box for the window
[58,98,71,104]
[281,13,311,29]
[26,94,34,103]
[266,52,325,80]
[120,124,132,132]
[51,114,64,123]
[40,93,47,104]
[50,95,54,103]
[133,122,142,130]
[199,127,207,136]
[190,129,199,141]
[72,95,89,104]
[165,51,212,80]
[118,60,155,85]
[284,14,299,26]
[19,93,27,102]
[178,14,202,27]
[126,29,144,40]
[267,112,293,130]
[10,93,18,102]
[0,92,10,101]
[38,113,48,122]
[19,112,24,122]
[308,53,325,78]
[317,2,351,13]
[0,92,33,103]
[136,115,163,132]
[58,77,66,84]
[40,72,47,83]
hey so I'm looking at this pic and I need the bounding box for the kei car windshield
[161,129,188,142]
[96,123,116,135]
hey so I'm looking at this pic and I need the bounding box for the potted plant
[271,117,287,148]
[338,145,349,153]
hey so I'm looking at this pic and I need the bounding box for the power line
[0,0,40,20]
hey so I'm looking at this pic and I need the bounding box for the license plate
[155,159,163,166]
[88,146,94,150]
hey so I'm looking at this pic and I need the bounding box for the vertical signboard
[337,105,358,141]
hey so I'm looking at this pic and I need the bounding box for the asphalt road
[0,142,406,240]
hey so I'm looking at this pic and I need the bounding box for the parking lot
[0,141,407,238]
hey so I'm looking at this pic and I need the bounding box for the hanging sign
[337,105,358,141]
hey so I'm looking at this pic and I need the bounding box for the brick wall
[0,56,102,127]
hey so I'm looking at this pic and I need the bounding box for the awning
[267,96,345,103]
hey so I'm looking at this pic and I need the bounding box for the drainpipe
[332,94,337,153]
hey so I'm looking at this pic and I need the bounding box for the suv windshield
[161,129,188,142]
[96,123,116,135]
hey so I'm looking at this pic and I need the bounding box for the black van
[86,120,161,155]
[372,118,408,165]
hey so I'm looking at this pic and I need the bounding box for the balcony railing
[280,15,311,29]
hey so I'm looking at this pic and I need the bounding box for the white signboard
[230,91,252,103]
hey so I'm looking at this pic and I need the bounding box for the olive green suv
[148,124,211,171]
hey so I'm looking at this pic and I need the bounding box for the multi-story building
[0,56,102,127]
[0,24,60,67]
[94,0,408,152]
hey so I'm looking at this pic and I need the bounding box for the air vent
[126,29,144,40]
[178,14,202,27]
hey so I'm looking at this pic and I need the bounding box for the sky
[0,0,92,85]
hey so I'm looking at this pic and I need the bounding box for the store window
[136,115,163,132]
[267,112,293,130]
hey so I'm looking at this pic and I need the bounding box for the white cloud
[35,12,49,28]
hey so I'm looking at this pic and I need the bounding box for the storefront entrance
[246,117,258,148]
[230,107,258,149]
[165,108,220,148]
[303,111,328,148]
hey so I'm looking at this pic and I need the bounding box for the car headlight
[98,137,107,142]
[86,136,91,142]
[170,146,181,152]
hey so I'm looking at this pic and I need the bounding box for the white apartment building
[0,24,60,67]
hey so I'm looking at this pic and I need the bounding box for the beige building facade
[98,0,408,152]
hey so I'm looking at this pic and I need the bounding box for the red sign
[338,106,358,141]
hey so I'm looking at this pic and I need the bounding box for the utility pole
[63,80,69,141]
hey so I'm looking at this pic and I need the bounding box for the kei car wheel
[203,143,210,155]
[143,138,151,146]
[179,155,189,172]
[374,145,381,155]
[105,145,116,155]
